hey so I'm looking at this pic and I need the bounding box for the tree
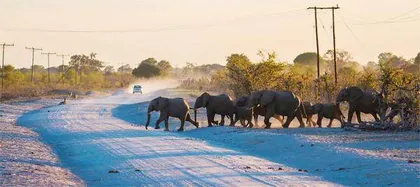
[132,61,161,78]
[378,52,409,68]
[294,52,325,68]
[225,53,253,96]
[415,53,420,66]
[104,66,115,75]
[141,58,158,65]
[323,49,355,72]
[157,60,173,76]
[117,64,132,73]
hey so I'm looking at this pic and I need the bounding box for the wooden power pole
[332,6,340,84]
[25,47,42,83]
[308,5,340,100]
[57,54,69,84]
[308,5,340,83]
[41,52,56,84]
[1,42,14,99]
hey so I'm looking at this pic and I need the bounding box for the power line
[0,9,306,33]
[386,6,420,21]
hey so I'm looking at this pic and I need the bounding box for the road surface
[17,89,419,186]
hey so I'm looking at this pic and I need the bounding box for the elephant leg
[186,113,199,128]
[264,107,275,129]
[229,113,235,126]
[356,111,362,123]
[253,114,259,128]
[371,113,380,122]
[248,119,254,128]
[311,118,317,127]
[327,118,333,128]
[295,113,306,128]
[155,113,167,129]
[164,117,170,131]
[207,111,215,127]
[316,115,323,128]
[219,115,225,126]
[240,120,246,127]
[282,115,294,128]
[177,118,185,131]
[347,109,354,123]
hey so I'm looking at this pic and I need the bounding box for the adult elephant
[145,97,199,131]
[336,86,381,123]
[247,90,306,128]
[194,92,235,127]
[235,96,284,128]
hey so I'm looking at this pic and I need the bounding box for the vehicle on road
[133,85,143,94]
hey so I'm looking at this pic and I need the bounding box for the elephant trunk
[145,112,151,129]
[194,109,197,123]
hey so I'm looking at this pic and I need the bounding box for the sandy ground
[0,99,83,186]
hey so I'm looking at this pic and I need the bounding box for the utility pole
[308,5,340,99]
[1,43,14,99]
[57,54,69,84]
[332,6,340,84]
[41,52,56,84]
[308,5,340,81]
[25,47,42,83]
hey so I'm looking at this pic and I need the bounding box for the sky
[0,0,419,68]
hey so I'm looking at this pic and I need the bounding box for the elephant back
[167,98,189,116]
[207,94,235,114]
[274,91,301,115]
[234,96,249,107]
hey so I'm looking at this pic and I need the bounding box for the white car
[133,85,143,94]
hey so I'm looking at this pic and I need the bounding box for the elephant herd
[145,86,383,131]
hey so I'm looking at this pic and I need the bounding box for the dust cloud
[126,78,180,94]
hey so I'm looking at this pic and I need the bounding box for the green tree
[117,64,132,73]
[294,52,325,68]
[132,61,161,78]
[415,53,420,66]
[157,60,173,76]
[378,52,409,68]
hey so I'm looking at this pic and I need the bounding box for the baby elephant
[145,97,199,131]
[302,102,317,127]
[312,103,345,128]
[233,96,253,128]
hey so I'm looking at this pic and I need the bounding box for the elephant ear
[260,91,274,107]
[349,87,363,102]
[157,97,169,110]
[202,92,211,107]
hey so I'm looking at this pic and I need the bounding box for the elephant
[302,101,317,127]
[247,90,306,128]
[312,103,345,128]
[194,92,235,127]
[336,86,381,123]
[233,96,253,128]
[234,96,284,128]
[145,97,199,131]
